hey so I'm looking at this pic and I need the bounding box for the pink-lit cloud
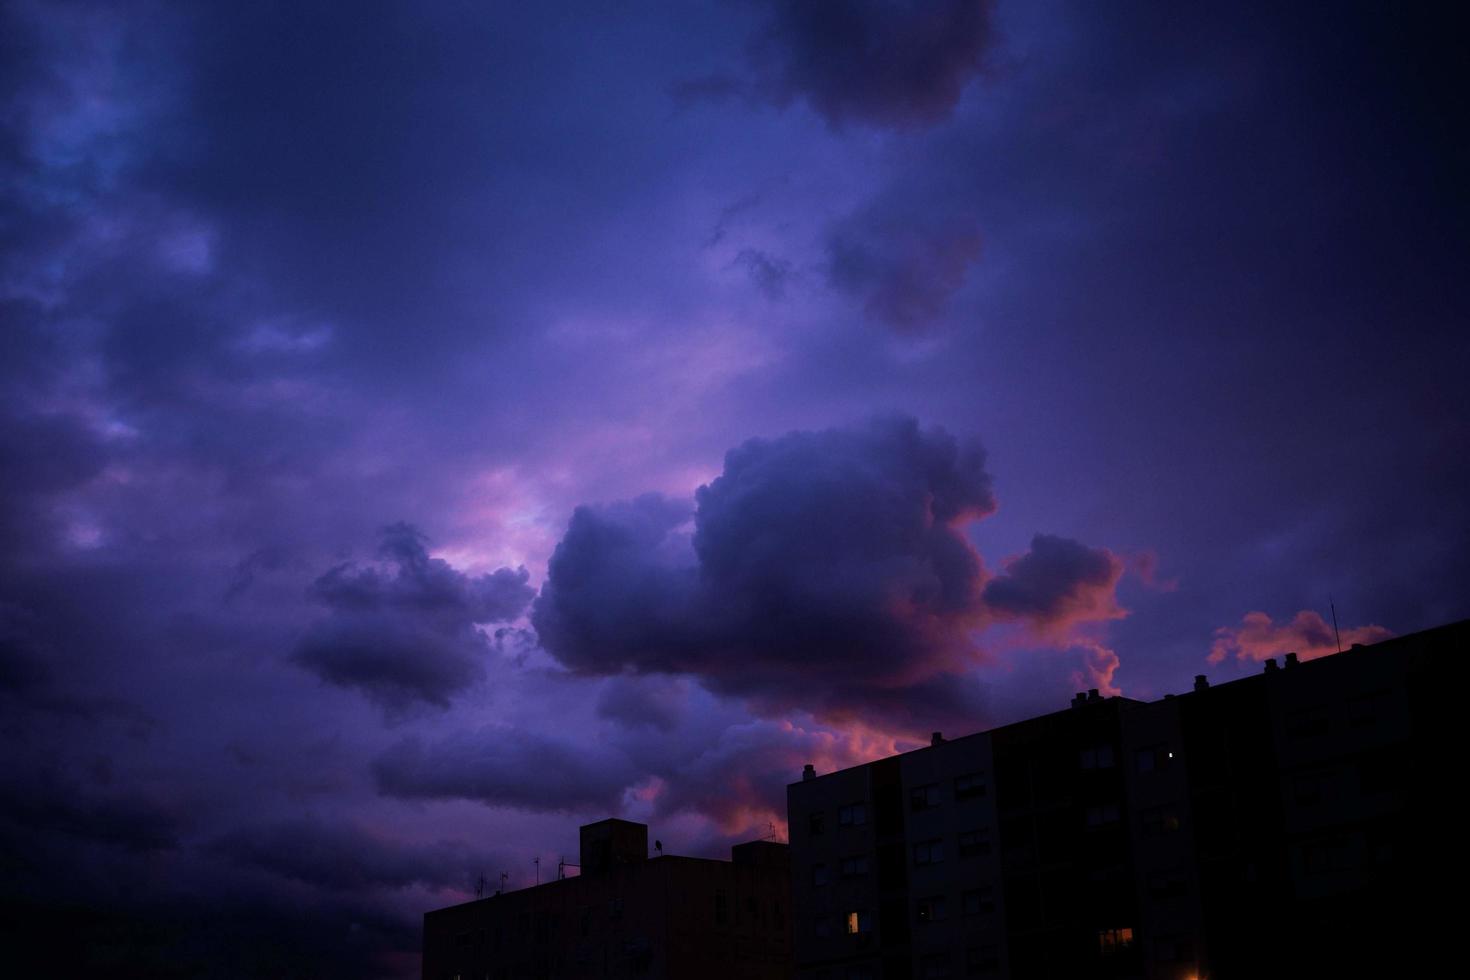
[1208,610,1393,664]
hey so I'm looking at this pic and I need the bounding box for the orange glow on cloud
[1208,609,1392,664]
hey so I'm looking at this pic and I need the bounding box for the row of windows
[807,772,990,835]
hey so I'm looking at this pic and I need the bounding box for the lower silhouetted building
[787,620,1463,979]
[422,818,792,980]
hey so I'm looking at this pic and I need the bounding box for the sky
[2,1,1466,976]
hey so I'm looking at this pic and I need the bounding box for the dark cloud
[211,817,495,893]
[372,726,637,814]
[0,770,180,855]
[596,675,688,733]
[534,417,997,729]
[827,209,982,331]
[981,534,1127,634]
[744,0,997,130]
[291,524,532,713]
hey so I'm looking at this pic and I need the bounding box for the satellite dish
[654,839,663,854]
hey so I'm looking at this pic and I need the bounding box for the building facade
[423,819,792,980]
[788,621,1462,979]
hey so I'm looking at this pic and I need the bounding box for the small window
[845,910,873,935]
[1097,926,1134,955]
[954,771,987,800]
[1141,805,1180,836]
[1146,869,1187,899]
[1085,802,1121,827]
[812,863,830,886]
[910,783,942,810]
[966,944,999,975]
[1136,744,1171,773]
[916,896,947,922]
[962,886,995,915]
[840,855,870,878]
[920,952,952,978]
[958,828,991,857]
[809,811,826,836]
[839,802,868,826]
[1080,744,1116,769]
[914,839,945,865]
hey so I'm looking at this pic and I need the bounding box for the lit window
[845,910,873,934]
[954,771,987,800]
[1098,926,1134,954]
[910,783,942,810]
[839,802,868,826]
[914,839,945,865]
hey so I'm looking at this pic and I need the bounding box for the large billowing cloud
[744,0,996,130]
[371,725,639,814]
[1208,610,1393,664]
[534,416,1000,727]
[292,524,533,713]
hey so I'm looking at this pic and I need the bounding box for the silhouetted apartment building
[423,818,792,980]
[787,620,1462,979]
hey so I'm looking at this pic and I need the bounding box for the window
[920,952,952,978]
[1141,805,1180,836]
[1146,870,1187,899]
[1287,708,1330,739]
[810,811,826,836]
[966,945,999,975]
[1302,837,1351,875]
[840,855,870,878]
[845,910,873,935]
[839,802,868,826]
[958,828,991,857]
[812,863,830,886]
[955,771,987,800]
[916,896,947,923]
[1085,802,1121,827]
[914,839,945,865]
[962,887,995,915]
[1136,744,1172,773]
[1080,744,1116,769]
[1097,927,1135,955]
[910,783,942,810]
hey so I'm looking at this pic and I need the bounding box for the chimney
[802,764,816,782]
[1350,643,1364,650]
[930,731,944,746]
[1264,657,1279,672]
[1194,674,1209,692]
[1071,692,1087,708]
[1087,688,1101,702]
[1285,652,1299,668]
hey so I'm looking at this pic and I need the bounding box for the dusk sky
[2,1,1466,976]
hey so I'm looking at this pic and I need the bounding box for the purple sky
[2,1,1466,976]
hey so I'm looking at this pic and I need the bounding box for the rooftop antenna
[558,857,581,879]
[498,871,507,895]
[533,856,540,886]
[475,872,487,899]
[765,821,778,842]
[654,840,663,856]
[1330,596,1342,654]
